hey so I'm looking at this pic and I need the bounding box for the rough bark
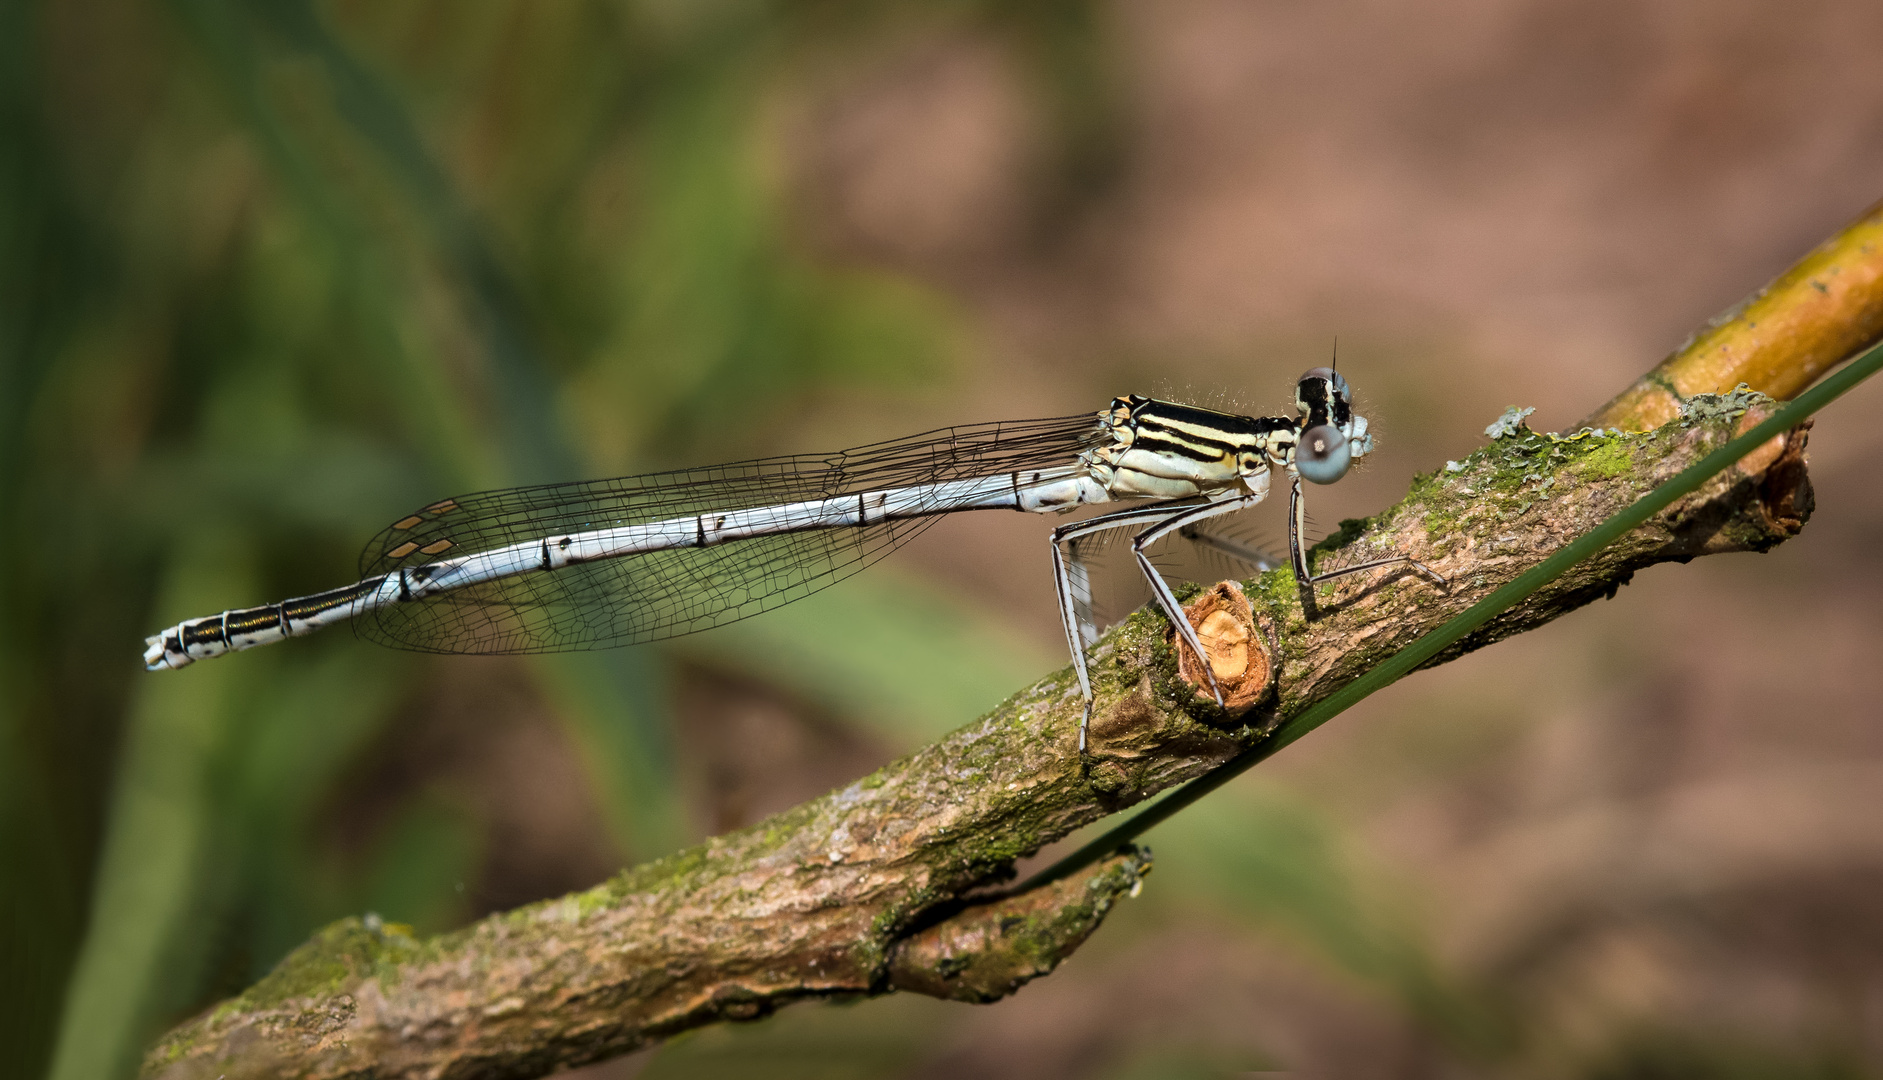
[142,394,1815,1080]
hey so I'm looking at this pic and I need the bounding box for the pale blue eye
[1297,424,1351,484]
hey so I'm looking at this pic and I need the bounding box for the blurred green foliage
[0,1,1118,1076]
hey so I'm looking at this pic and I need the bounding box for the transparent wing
[1069,511,1283,631]
[356,413,1106,655]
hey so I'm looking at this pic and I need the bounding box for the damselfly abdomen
[144,369,1442,749]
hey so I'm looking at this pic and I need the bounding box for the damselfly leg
[1052,502,1203,751]
[1128,490,1272,695]
[1052,480,1271,750]
[1287,476,1448,602]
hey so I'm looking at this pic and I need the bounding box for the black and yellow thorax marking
[1081,395,1297,499]
[1110,395,1294,465]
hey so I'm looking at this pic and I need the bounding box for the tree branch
[1586,197,1883,431]
[144,394,1815,1080]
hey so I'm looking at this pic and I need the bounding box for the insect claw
[1198,662,1225,708]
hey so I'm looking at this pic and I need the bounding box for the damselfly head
[1295,366,1371,483]
[1295,367,1353,422]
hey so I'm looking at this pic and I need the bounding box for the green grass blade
[47,545,263,1080]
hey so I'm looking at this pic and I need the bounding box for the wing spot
[392,515,424,530]
[423,499,459,515]
[420,539,455,555]
[387,541,420,559]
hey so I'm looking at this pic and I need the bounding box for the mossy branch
[145,199,1883,1080]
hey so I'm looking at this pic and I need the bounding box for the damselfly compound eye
[1296,423,1350,484]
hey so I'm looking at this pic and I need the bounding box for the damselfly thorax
[144,370,1443,750]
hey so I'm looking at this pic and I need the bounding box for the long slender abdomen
[142,469,1114,670]
[143,578,389,670]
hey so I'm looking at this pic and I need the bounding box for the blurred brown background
[6,1,1883,1077]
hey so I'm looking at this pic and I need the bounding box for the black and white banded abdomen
[143,467,1117,670]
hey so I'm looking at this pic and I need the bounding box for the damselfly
[144,368,1443,749]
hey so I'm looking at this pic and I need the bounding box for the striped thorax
[1083,394,1294,501]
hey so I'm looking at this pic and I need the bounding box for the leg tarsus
[1290,474,1448,599]
[1308,554,1448,589]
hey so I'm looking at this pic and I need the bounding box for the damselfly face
[1293,366,1373,484]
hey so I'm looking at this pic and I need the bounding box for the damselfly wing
[354,414,1105,655]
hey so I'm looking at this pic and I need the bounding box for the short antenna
[1331,336,1339,374]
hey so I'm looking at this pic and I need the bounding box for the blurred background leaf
[6,1,1883,1078]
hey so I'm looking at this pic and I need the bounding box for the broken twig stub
[1170,581,1276,718]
